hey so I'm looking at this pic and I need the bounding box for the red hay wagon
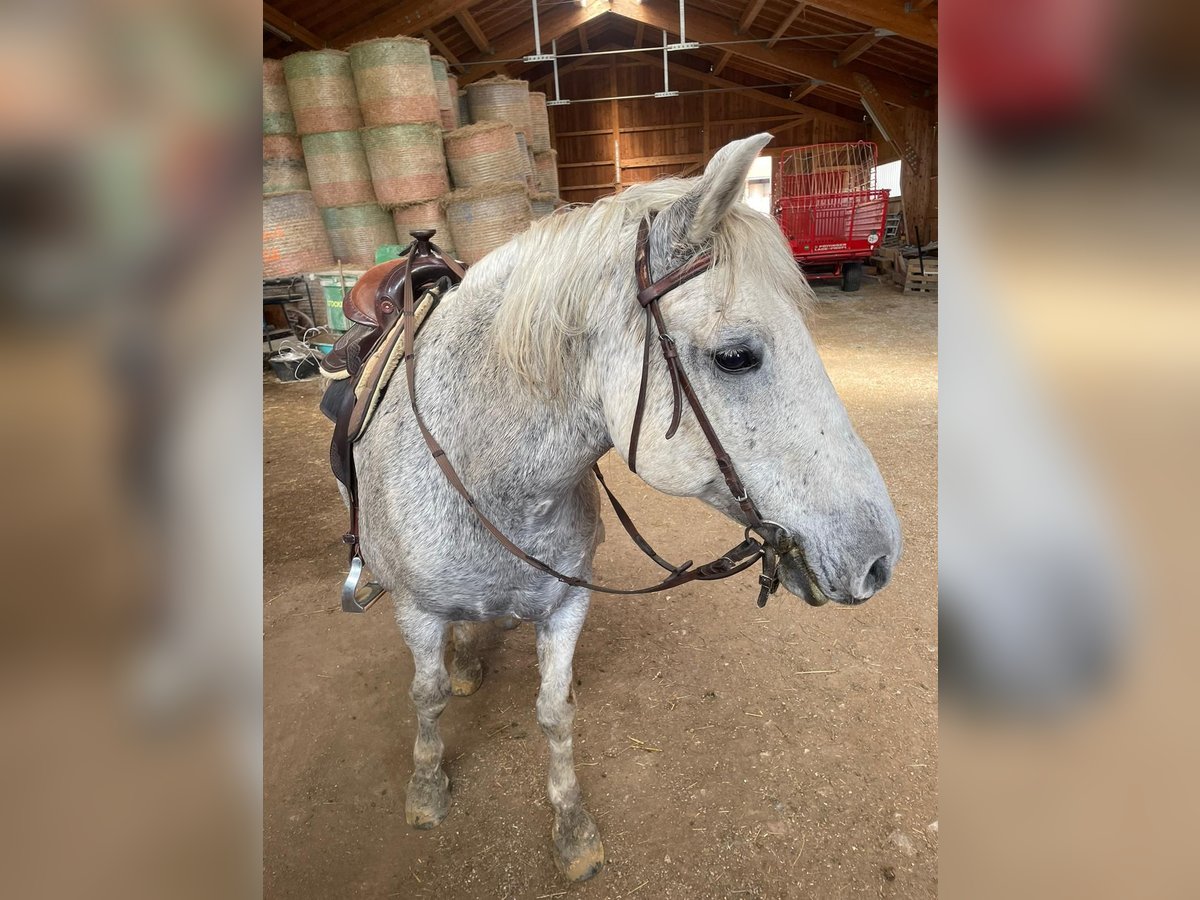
[773,141,890,292]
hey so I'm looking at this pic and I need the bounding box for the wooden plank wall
[550,60,870,203]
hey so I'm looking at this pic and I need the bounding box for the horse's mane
[474,177,812,395]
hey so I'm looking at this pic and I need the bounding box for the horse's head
[609,134,901,606]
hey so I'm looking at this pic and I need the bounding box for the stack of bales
[263,59,333,278]
[348,37,451,255]
[284,48,397,269]
[440,75,544,262]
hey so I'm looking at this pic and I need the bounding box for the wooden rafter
[835,28,890,67]
[263,3,325,50]
[768,3,809,49]
[635,22,644,47]
[853,72,919,169]
[789,78,823,102]
[606,0,932,109]
[333,0,478,48]
[907,0,936,11]
[712,49,733,76]
[459,3,609,85]
[456,10,493,54]
[737,0,769,34]
[579,22,590,52]
[805,1,936,47]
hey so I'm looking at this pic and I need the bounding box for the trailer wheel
[841,262,863,292]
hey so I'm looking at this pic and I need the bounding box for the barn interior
[263,3,938,897]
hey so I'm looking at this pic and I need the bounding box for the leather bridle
[394,212,796,608]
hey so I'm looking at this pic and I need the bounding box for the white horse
[352,134,901,880]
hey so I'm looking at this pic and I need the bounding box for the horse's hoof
[405,769,450,829]
[552,808,605,882]
[449,660,483,696]
[495,615,520,631]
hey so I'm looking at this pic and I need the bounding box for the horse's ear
[679,133,772,245]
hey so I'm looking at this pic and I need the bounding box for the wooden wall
[547,60,871,204]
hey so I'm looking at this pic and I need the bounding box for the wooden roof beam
[789,78,823,102]
[459,4,610,85]
[712,49,733,76]
[835,28,891,67]
[456,10,493,55]
[907,0,936,11]
[579,22,590,52]
[854,72,920,170]
[263,3,325,50]
[606,0,932,110]
[737,0,769,34]
[805,1,936,47]
[768,3,809,49]
[333,0,478,48]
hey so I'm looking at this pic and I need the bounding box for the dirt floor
[264,278,938,899]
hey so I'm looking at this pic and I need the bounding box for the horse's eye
[713,346,761,373]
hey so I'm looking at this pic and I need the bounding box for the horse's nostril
[859,555,892,598]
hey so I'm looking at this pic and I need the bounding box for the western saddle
[319,230,468,611]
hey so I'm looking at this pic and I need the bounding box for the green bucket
[375,243,407,264]
[317,270,366,332]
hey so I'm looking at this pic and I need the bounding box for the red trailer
[773,142,890,292]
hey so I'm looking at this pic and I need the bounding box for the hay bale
[445,74,461,129]
[263,59,295,134]
[457,90,470,128]
[443,122,525,189]
[320,203,398,268]
[391,199,455,255]
[283,50,362,135]
[466,76,532,141]
[514,132,535,189]
[301,130,376,207]
[361,123,449,206]
[263,135,309,193]
[349,37,440,127]
[443,181,532,265]
[430,56,457,130]
[529,192,559,220]
[263,191,334,277]
[528,91,551,152]
[533,149,559,195]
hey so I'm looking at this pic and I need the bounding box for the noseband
[374,214,795,609]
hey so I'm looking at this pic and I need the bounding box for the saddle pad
[319,284,441,438]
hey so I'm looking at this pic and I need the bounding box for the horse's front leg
[536,590,604,881]
[398,607,452,828]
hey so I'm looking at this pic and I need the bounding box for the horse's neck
[416,278,612,505]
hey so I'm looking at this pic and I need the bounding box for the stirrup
[341,556,386,613]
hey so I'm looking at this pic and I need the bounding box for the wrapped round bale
[283,50,362,134]
[263,134,309,193]
[392,200,455,255]
[443,181,532,265]
[532,149,559,196]
[446,74,461,128]
[362,123,449,206]
[528,91,551,152]
[466,76,531,141]
[349,37,440,127]
[263,59,295,134]
[457,90,470,128]
[529,192,559,220]
[301,130,376,207]
[263,191,334,277]
[430,56,457,130]
[515,132,535,190]
[320,203,398,268]
[443,122,525,189]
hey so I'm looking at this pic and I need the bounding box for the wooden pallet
[894,253,938,294]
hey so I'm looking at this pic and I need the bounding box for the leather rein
[393,213,793,608]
